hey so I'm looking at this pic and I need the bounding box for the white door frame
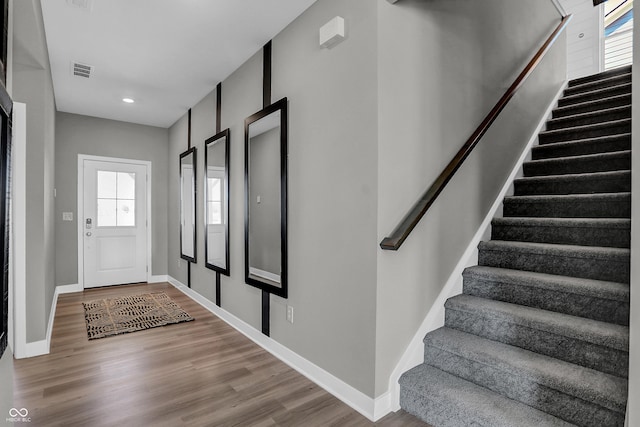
[77,154,153,289]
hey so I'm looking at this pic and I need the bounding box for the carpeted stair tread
[568,65,631,87]
[524,150,631,176]
[462,266,629,325]
[399,364,575,427]
[538,118,631,144]
[513,170,630,196]
[423,327,628,422]
[445,294,628,353]
[564,72,631,97]
[558,83,631,107]
[503,192,631,218]
[491,217,630,248]
[552,93,631,118]
[546,105,630,130]
[445,294,629,377]
[478,240,630,282]
[531,133,631,160]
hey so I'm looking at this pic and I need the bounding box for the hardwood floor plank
[13,282,429,426]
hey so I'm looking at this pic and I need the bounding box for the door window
[96,171,136,227]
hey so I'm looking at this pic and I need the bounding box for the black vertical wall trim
[187,108,192,288]
[261,291,270,336]
[188,108,192,149]
[261,41,273,336]
[215,83,222,306]
[215,273,221,307]
[263,41,272,109]
[216,83,222,134]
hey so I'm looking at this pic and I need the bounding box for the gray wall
[166,0,565,399]
[374,0,565,395]
[627,15,639,427]
[248,127,281,276]
[12,0,56,342]
[169,0,379,396]
[55,112,170,285]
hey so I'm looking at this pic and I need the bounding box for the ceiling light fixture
[122,98,135,104]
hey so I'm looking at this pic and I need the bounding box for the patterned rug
[82,292,194,340]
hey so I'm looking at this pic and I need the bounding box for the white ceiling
[40,0,318,128]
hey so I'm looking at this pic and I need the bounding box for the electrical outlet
[286,305,294,324]
[178,259,182,269]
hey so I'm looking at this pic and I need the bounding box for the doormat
[82,292,194,340]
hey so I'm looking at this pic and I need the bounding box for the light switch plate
[62,212,73,221]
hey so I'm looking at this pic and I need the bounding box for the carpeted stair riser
[563,73,631,97]
[399,365,574,427]
[552,94,631,119]
[478,241,630,282]
[443,296,629,377]
[491,217,630,248]
[558,83,631,107]
[531,134,630,160]
[503,193,631,218]
[539,119,631,144]
[546,106,630,130]
[463,266,629,325]
[568,65,631,87]
[422,328,627,427]
[513,171,630,196]
[524,151,631,176]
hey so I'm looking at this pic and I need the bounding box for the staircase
[399,65,631,427]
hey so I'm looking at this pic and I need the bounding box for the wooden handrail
[380,15,572,251]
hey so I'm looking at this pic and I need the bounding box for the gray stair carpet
[399,67,630,426]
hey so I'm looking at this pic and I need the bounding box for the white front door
[82,159,148,288]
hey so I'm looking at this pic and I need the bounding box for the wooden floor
[13,283,429,427]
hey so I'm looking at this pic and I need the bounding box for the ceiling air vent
[72,62,93,79]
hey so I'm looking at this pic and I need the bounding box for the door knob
[86,232,92,237]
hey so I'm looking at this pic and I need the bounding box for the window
[96,171,136,227]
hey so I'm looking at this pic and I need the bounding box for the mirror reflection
[180,147,197,262]
[205,129,230,275]
[245,98,288,297]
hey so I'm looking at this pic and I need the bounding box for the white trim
[77,154,152,289]
[12,103,27,359]
[248,267,281,284]
[386,82,568,411]
[167,276,382,421]
[15,283,81,359]
[149,275,169,283]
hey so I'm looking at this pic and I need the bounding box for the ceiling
[40,0,318,128]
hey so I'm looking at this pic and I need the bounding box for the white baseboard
[167,276,384,421]
[16,283,82,359]
[149,275,169,283]
[386,81,568,411]
[23,340,48,358]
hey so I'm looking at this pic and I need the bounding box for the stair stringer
[386,82,567,412]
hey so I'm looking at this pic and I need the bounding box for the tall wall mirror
[244,97,288,298]
[204,129,230,275]
[180,147,197,262]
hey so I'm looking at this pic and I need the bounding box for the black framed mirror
[244,97,288,298]
[180,147,197,263]
[204,129,230,275]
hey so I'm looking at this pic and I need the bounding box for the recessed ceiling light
[122,98,135,104]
